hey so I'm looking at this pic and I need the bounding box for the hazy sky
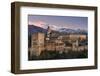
[28,15,88,30]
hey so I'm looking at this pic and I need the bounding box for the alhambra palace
[29,26,87,58]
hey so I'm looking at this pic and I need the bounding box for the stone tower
[46,26,52,41]
[30,33,45,56]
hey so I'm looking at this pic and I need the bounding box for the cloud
[28,20,84,30]
[28,21,46,28]
[28,21,59,30]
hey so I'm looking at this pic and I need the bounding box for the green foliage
[28,50,88,60]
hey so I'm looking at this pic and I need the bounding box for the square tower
[30,33,45,56]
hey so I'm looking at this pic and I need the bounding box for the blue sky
[28,15,88,30]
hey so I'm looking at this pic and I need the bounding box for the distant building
[29,26,88,56]
[61,34,86,40]
[69,34,87,40]
[45,26,65,52]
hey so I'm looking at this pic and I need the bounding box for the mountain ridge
[28,25,87,36]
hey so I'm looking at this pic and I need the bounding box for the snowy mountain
[57,28,87,34]
[28,24,87,35]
